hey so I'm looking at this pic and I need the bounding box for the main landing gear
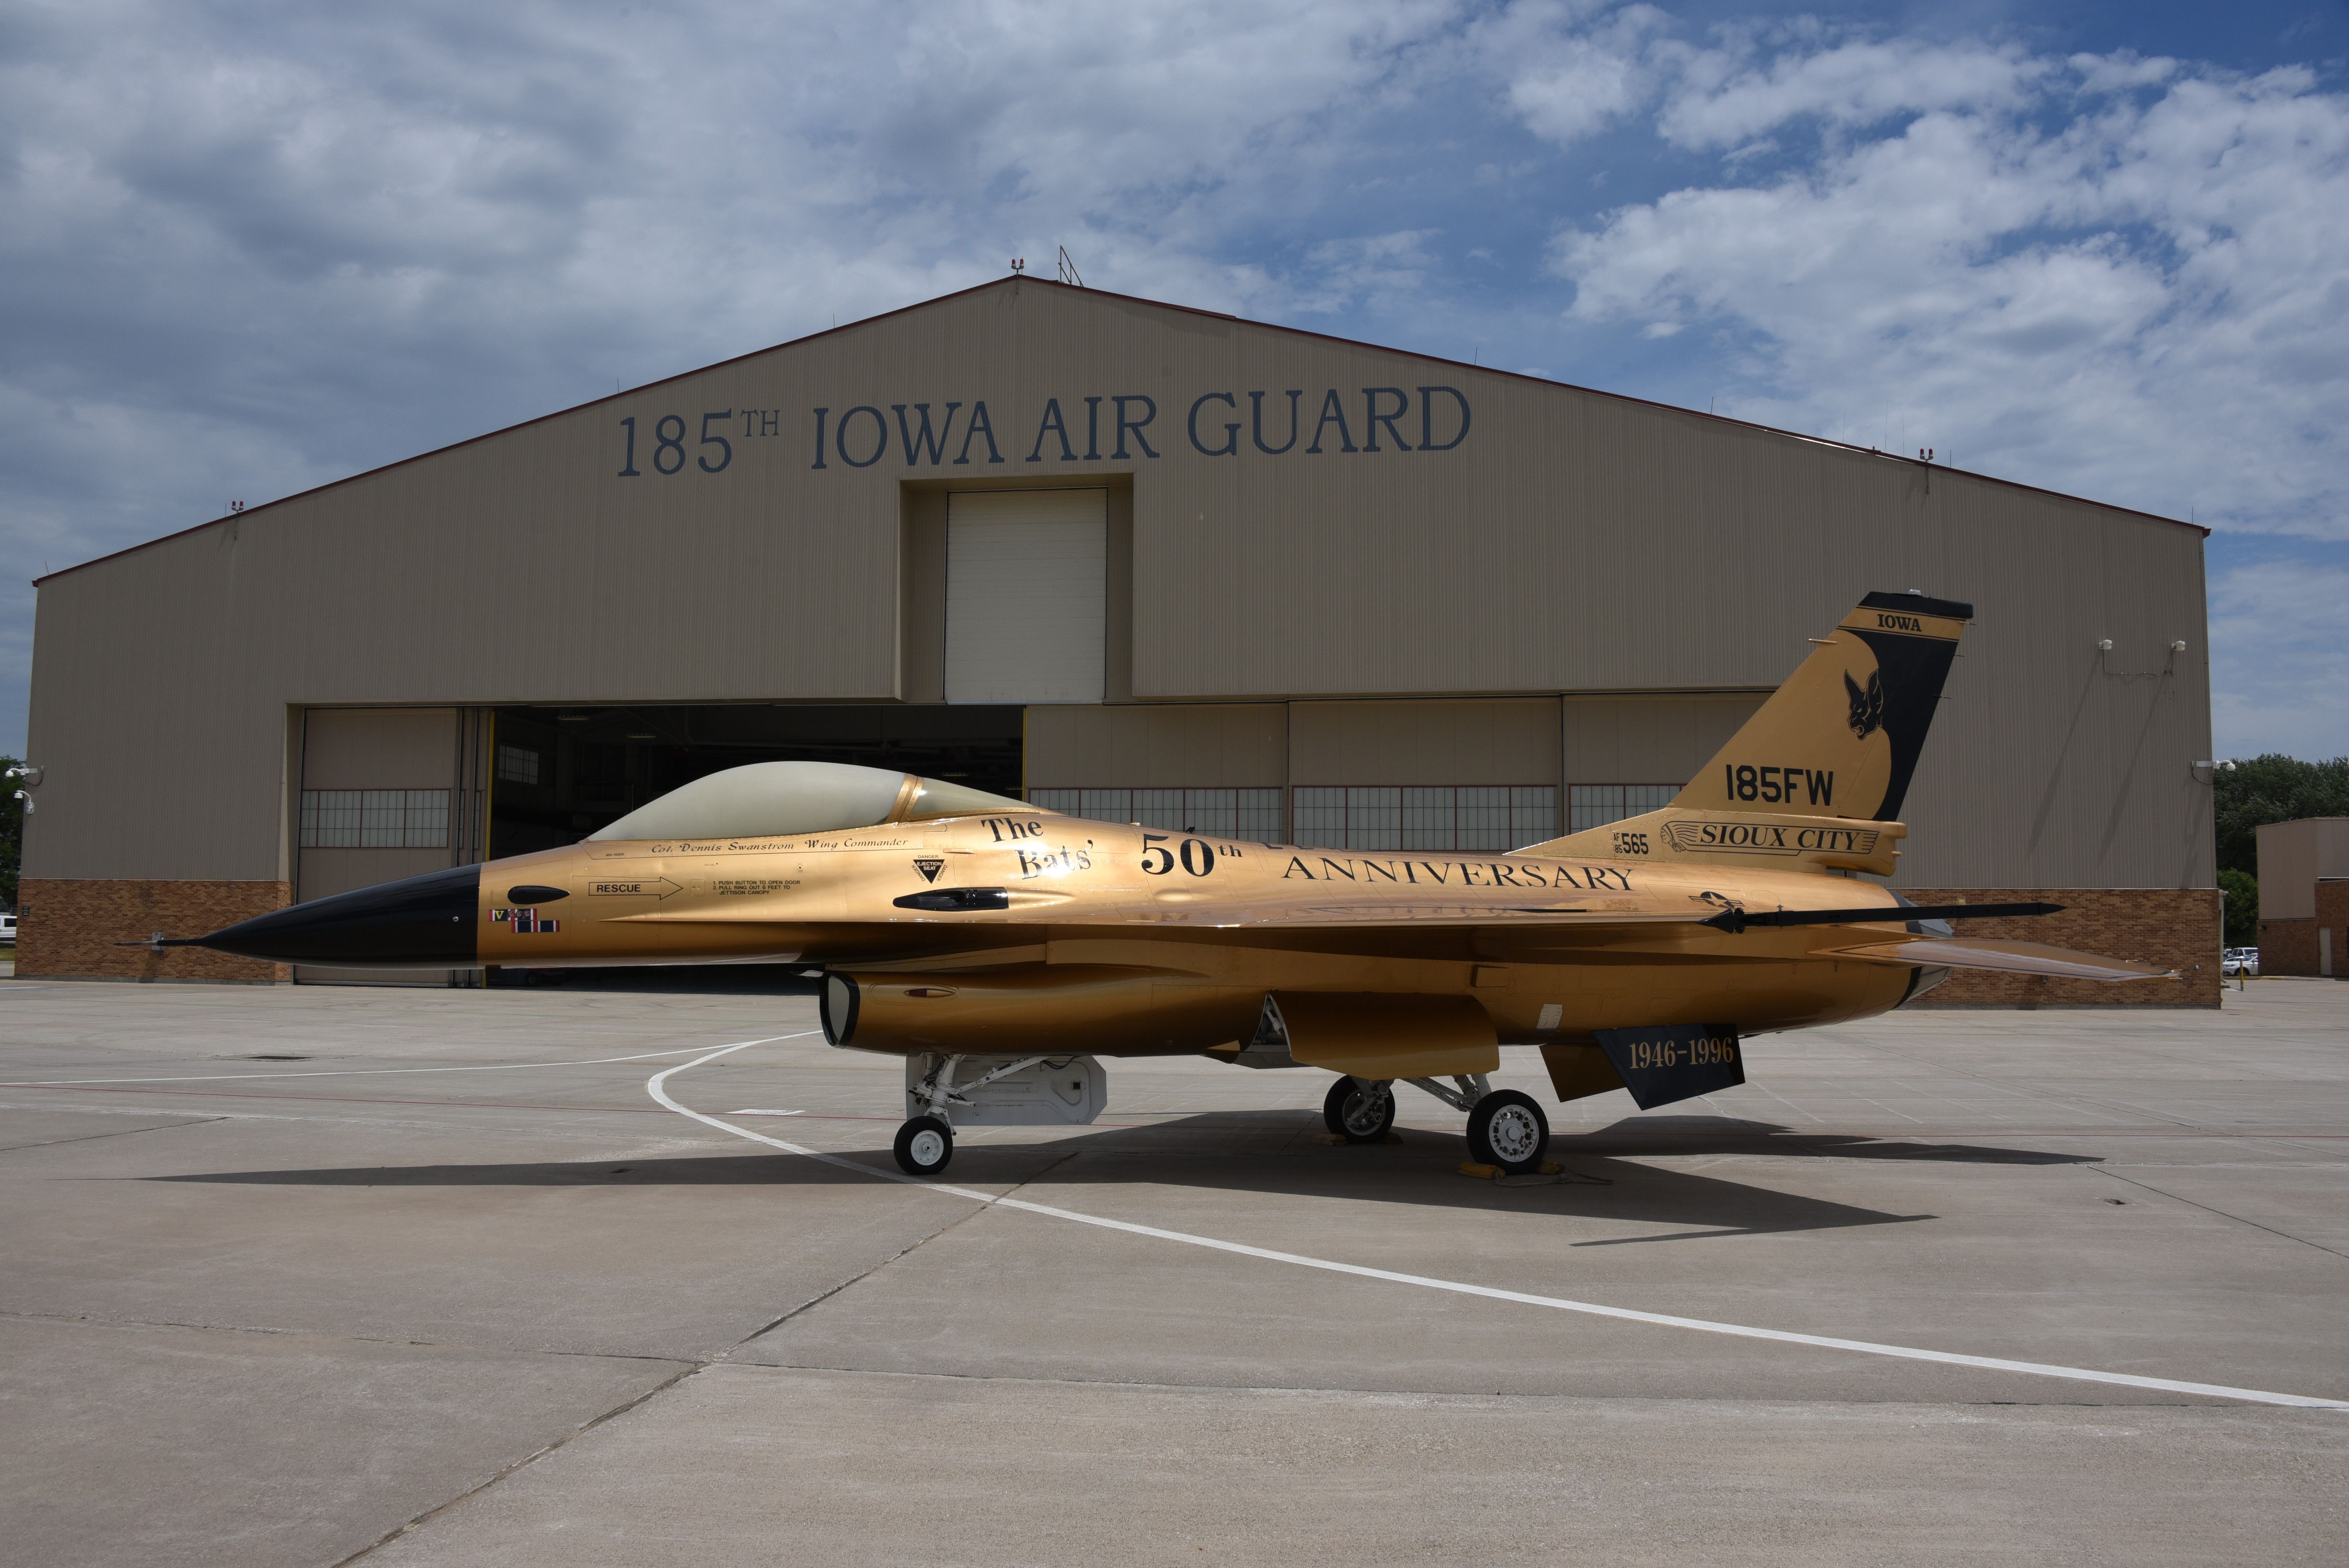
[1328,1073,1552,1174]
[1322,1076,1397,1142]
[1465,1090,1550,1174]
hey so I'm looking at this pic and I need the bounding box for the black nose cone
[200,864,481,966]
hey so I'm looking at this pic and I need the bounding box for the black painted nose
[196,864,481,966]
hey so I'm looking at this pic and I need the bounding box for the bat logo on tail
[1844,670,1884,740]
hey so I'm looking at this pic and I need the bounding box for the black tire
[1322,1076,1395,1143]
[893,1115,954,1176]
[1467,1090,1549,1174]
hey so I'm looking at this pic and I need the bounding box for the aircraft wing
[1826,937,2176,982]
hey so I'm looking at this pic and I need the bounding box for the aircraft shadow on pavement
[152,1111,2098,1244]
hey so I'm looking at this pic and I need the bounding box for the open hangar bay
[2,976,2344,1566]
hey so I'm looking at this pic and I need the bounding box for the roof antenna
[1057,246,1083,287]
[1011,258,1024,274]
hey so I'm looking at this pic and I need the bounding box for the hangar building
[2256,818,2349,977]
[16,276,2220,1002]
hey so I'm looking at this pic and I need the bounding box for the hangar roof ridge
[33,275,2208,587]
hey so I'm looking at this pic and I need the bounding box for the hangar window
[1569,784,1678,834]
[1292,786,1557,852]
[496,743,542,786]
[1031,787,1285,840]
[945,489,1107,704]
[299,789,450,848]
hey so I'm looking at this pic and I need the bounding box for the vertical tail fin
[1673,592,1971,823]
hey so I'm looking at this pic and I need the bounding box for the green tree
[2218,867,2258,948]
[2213,754,2349,878]
[0,754,21,913]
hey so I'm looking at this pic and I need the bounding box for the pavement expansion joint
[699,1363,2283,1413]
[2,1308,712,1369]
[0,1115,229,1153]
[721,1149,1085,1352]
[328,1359,713,1568]
[326,1149,1092,1565]
[2091,1168,2349,1260]
[3,1308,300,1337]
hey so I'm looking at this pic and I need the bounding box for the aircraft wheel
[1322,1076,1395,1143]
[893,1116,954,1176]
[1467,1090,1549,1175]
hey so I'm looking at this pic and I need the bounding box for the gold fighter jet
[170,593,2174,1176]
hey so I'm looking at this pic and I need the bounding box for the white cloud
[1546,48,2349,540]
[1471,0,1674,149]
[1657,34,2048,149]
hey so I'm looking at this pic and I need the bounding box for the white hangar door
[945,488,1106,704]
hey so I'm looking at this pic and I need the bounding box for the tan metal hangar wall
[24,275,2212,893]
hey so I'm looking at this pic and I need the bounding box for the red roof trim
[34,276,2207,585]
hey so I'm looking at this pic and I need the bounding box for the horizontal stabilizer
[1830,937,2176,982]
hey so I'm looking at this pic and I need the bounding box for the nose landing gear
[893,1115,954,1176]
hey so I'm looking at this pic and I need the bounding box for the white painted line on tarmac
[649,1038,2349,1413]
[2,1039,794,1087]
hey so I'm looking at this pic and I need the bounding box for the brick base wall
[2260,883,2349,977]
[1900,888,2219,1008]
[2258,918,2319,976]
[16,878,292,983]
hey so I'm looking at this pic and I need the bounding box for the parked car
[2222,947,2260,977]
[0,912,15,944]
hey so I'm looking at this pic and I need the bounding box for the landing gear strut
[1322,1076,1396,1142]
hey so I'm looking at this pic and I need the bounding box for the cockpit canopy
[585,761,1037,843]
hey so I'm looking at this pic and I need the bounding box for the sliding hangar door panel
[296,706,485,985]
[945,489,1107,704]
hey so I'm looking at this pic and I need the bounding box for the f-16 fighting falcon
[161,593,2173,1176]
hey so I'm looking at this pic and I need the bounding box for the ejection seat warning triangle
[1591,1025,1745,1111]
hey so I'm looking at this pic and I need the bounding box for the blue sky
[4,0,2345,758]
